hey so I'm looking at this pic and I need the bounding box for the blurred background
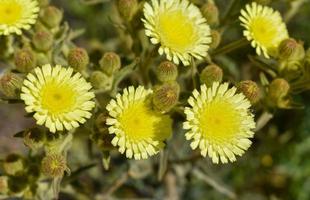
[0,0,310,199]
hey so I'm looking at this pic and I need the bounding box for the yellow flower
[106,86,172,160]
[239,2,289,58]
[142,0,212,66]
[0,0,39,35]
[183,82,256,164]
[21,64,95,133]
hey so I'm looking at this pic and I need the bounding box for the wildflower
[239,2,288,58]
[142,0,212,66]
[21,64,96,133]
[106,86,173,160]
[183,82,256,164]
[0,0,39,35]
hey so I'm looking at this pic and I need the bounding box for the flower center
[119,100,171,142]
[40,80,77,115]
[199,100,241,144]
[0,1,23,25]
[250,17,279,48]
[157,10,197,52]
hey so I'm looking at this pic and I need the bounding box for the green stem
[212,38,248,56]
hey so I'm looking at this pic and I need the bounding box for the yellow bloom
[142,0,212,66]
[106,86,172,160]
[21,64,95,133]
[183,82,256,164]
[239,2,289,58]
[0,0,39,35]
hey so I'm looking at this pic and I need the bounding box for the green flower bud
[278,38,305,61]
[32,30,53,52]
[269,78,290,107]
[36,52,50,66]
[152,82,180,113]
[238,80,260,104]
[41,6,63,28]
[210,30,221,49]
[3,154,24,176]
[68,47,89,72]
[23,128,45,150]
[14,48,37,72]
[0,72,23,98]
[156,61,178,82]
[200,64,223,87]
[201,2,219,26]
[117,0,138,21]
[41,154,67,177]
[90,71,113,91]
[0,176,8,194]
[99,52,121,76]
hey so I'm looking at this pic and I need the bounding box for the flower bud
[32,30,53,52]
[90,71,113,91]
[0,72,23,98]
[0,176,8,194]
[36,52,50,66]
[152,82,180,113]
[200,64,223,87]
[156,61,178,82]
[99,52,121,76]
[278,38,305,61]
[238,80,260,104]
[2,154,24,176]
[14,48,37,72]
[117,0,138,21]
[210,30,221,49]
[41,154,67,177]
[68,47,89,72]
[269,78,290,106]
[41,6,63,28]
[201,2,219,26]
[23,128,45,150]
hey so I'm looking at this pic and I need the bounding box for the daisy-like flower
[106,86,172,160]
[21,64,96,133]
[239,2,289,58]
[0,0,39,35]
[183,82,256,164]
[142,0,212,66]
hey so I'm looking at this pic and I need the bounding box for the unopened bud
[210,30,221,49]
[238,80,260,104]
[152,82,180,113]
[117,0,138,21]
[269,78,290,105]
[201,2,219,26]
[36,52,50,66]
[0,72,23,98]
[41,6,63,28]
[0,176,8,194]
[32,30,53,52]
[156,61,178,82]
[3,154,24,176]
[41,154,67,177]
[200,64,223,87]
[14,48,36,72]
[99,52,121,76]
[23,128,45,150]
[278,38,305,61]
[68,47,89,72]
[90,71,113,91]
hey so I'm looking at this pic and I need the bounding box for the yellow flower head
[106,86,172,160]
[183,82,256,164]
[0,0,39,35]
[239,2,289,58]
[142,0,212,66]
[21,64,96,133]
